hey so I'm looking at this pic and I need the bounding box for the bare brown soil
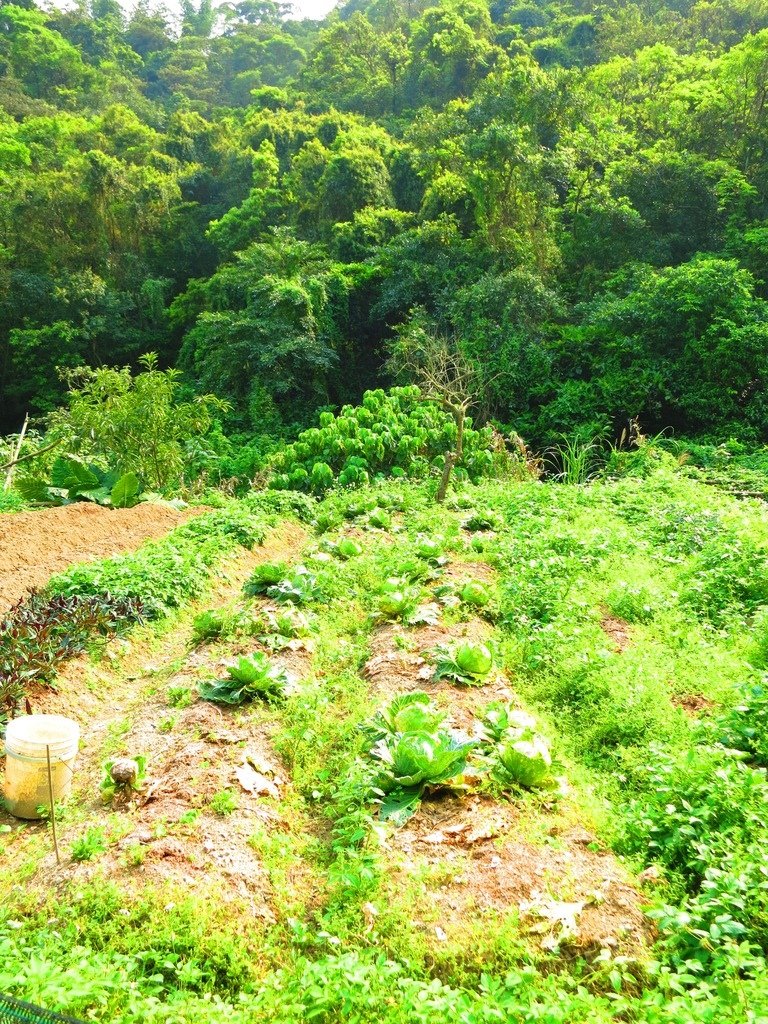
[672,692,715,717]
[388,793,652,955]
[0,502,204,611]
[364,619,512,734]
[599,613,632,652]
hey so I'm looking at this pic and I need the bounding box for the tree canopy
[2,0,768,444]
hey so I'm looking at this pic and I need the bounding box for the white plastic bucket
[3,715,80,820]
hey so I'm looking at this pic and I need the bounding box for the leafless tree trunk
[388,323,479,504]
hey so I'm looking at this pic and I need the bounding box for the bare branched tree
[388,320,483,503]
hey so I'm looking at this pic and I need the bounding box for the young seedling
[101,756,148,802]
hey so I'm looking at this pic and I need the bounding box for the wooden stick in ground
[46,744,60,865]
[0,435,62,475]
[3,413,28,492]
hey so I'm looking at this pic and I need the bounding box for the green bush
[680,531,768,623]
[268,387,498,494]
[0,491,28,513]
[243,489,318,523]
[618,742,768,973]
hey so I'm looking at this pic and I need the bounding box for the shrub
[618,742,768,972]
[268,387,498,494]
[605,582,659,623]
[680,531,768,623]
[51,355,225,491]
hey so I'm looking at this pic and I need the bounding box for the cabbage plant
[244,562,291,597]
[480,703,537,743]
[319,537,364,560]
[415,534,445,560]
[191,608,233,643]
[460,581,492,608]
[337,538,363,559]
[434,641,494,684]
[267,566,322,605]
[199,652,288,705]
[258,607,313,651]
[367,507,391,529]
[496,734,551,788]
[486,706,553,788]
[370,692,446,739]
[377,585,422,621]
[375,731,475,790]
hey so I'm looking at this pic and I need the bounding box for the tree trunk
[436,452,456,504]
[436,407,466,504]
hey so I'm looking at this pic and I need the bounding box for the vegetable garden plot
[353,550,654,958]
[0,524,321,908]
[6,477,768,1023]
[0,502,201,611]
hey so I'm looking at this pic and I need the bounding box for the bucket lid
[5,714,80,757]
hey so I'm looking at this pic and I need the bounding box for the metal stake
[46,744,60,864]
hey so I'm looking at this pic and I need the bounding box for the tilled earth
[0,501,203,610]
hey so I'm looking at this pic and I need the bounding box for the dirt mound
[390,793,652,956]
[0,502,202,610]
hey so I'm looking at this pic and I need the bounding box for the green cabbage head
[497,734,551,788]
[379,731,475,789]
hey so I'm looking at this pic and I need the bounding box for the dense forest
[3,0,768,458]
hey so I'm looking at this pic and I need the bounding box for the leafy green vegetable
[462,510,501,532]
[367,507,391,530]
[199,652,289,705]
[337,538,363,559]
[267,566,322,605]
[415,534,444,559]
[496,735,552,788]
[317,536,365,560]
[374,731,475,791]
[370,692,446,739]
[258,607,313,650]
[191,608,232,644]
[100,755,148,802]
[486,706,552,788]
[18,456,143,508]
[460,581,492,607]
[480,703,537,743]
[267,607,312,638]
[377,585,421,621]
[243,562,291,597]
[434,641,494,684]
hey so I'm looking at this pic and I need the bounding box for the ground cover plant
[48,506,267,615]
